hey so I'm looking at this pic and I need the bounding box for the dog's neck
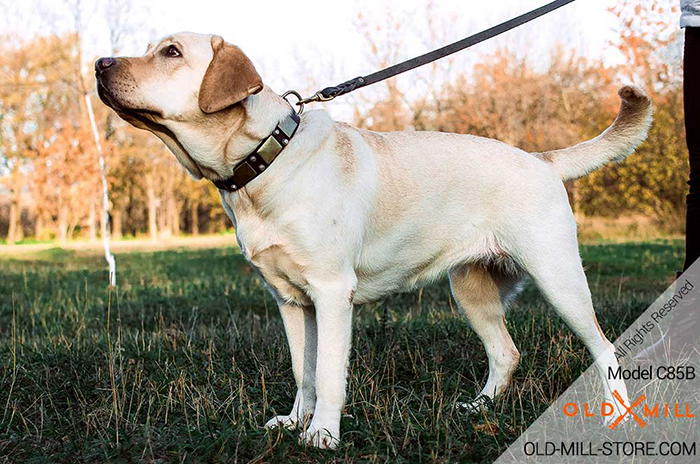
[225,86,296,168]
[171,86,331,216]
[209,87,300,193]
[217,87,310,208]
[166,86,295,183]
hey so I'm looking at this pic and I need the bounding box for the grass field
[0,239,684,463]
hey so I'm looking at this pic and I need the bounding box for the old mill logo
[563,391,694,430]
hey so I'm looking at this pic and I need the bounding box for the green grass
[0,240,684,463]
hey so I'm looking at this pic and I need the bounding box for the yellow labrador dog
[95,32,652,449]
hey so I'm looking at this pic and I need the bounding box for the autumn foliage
[357,0,687,231]
[0,34,226,244]
[0,0,689,244]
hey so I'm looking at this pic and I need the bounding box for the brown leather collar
[212,111,300,192]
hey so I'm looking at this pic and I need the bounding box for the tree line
[0,0,688,245]
[0,32,229,245]
[353,0,687,232]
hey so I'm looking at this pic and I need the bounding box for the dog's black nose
[95,57,116,72]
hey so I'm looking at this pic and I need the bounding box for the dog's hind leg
[264,303,317,430]
[516,222,630,424]
[449,263,522,413]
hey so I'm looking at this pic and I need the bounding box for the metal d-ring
[281,90,304,115]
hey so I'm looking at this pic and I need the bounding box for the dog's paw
[457,395,493,415]
[264,414,301,430]
[299,424,339,449]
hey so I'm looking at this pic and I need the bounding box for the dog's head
[95,32,263,178]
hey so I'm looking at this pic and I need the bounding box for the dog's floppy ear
[199,35,263,114]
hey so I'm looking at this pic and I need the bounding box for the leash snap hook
[298,91,335,105]
[281,90,305,115]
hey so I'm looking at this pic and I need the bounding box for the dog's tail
[533,85,653,181]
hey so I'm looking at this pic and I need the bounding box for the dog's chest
[226,203,312,306]
[245,242,313,306]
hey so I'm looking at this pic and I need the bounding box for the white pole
[84,92,116,287]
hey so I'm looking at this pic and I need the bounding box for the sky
[0,0,682,119]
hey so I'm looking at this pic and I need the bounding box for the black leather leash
[293,0,576,109]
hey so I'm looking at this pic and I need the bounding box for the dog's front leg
[300,274,356,450]
[265,303,317,429]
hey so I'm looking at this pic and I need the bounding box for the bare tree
[64,0,116,285]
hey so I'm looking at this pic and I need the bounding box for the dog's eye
[164,45,181,57]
